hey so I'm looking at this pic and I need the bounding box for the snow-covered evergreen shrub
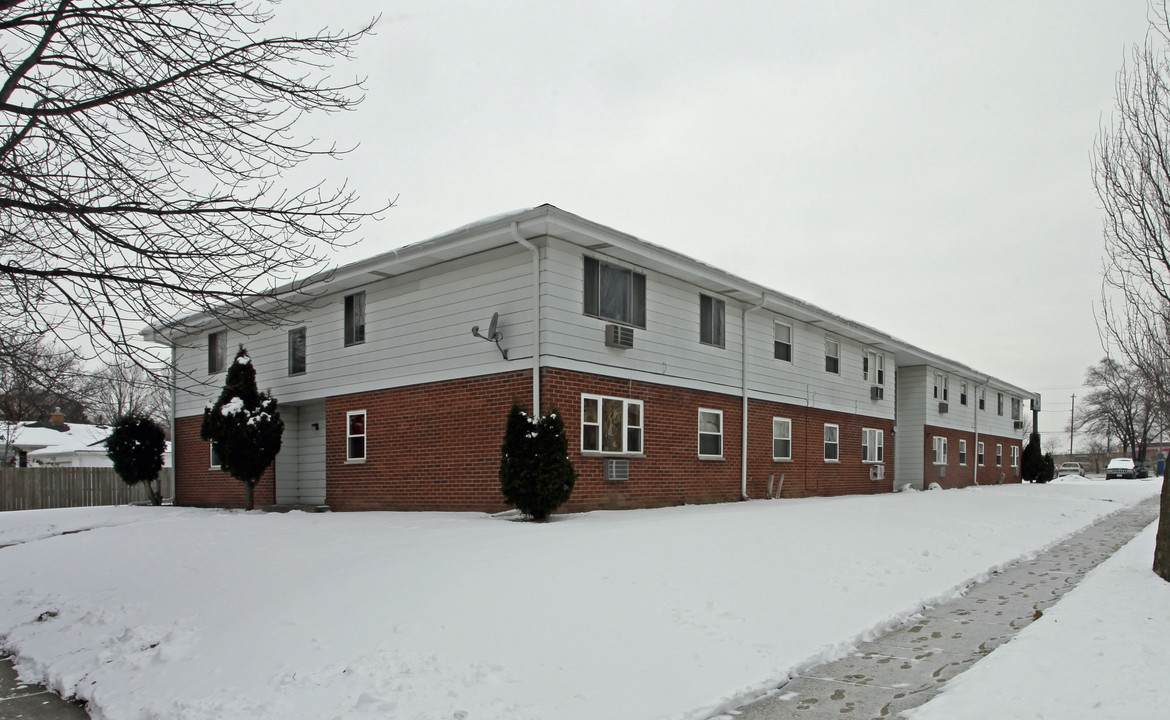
[105,414,167,505]
[499,402,576,521]
[200,347,283,510]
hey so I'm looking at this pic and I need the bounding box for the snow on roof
[1,421,112,452]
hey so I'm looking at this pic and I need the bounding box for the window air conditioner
[870,386,884,401]
[938,402,949,414]
[868,464,885,481]
[1013,421,1024,430]
[605,458,630,483]
[604,324,634,349]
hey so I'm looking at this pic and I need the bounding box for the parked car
[1105,458,1137,479]
[1056,462,1084,477]
[1136,464,1151,479]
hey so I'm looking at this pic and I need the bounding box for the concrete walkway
[0,656,86,720]
[724,495,1161,720]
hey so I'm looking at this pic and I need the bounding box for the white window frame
[699,295,725,348]
[933,436,948,465]
[863,350,885,385]
[1011,397,1021,421]
[772,417,792,460]
[209,442,223,471]
[996,443,1003,466]
[698,408,723,458]
[862,428,884,463]
[824,337,840,375]
[346,410,367,463]
[977,441,986,466]
[344,292,366,346]
[583,256,647,328]
[1011,445,1020,468]
[774,321,793,362]
[581,394,644,455]
[959,439,967,466]
[997,392,1004,416]
[824,423,839,462]
[960,381,968,406]
[978,388,986,410]
[208,330,227,374]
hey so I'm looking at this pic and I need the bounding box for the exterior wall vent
[604,324,634,349]
[870,386,884,401]
[938,402,949,414]
[937,465,947,478]
[605,458,630,483]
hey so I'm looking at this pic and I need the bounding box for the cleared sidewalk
[725,494,1161,720]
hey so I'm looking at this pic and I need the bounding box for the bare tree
[1095,0,1170,581]
[87,357,170,428]
[1043,435,1062,456]
[1074,359,1156,462]
[0,1,384,370]
[0,335,92,423]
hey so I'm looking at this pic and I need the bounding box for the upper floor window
[978,388,986,410]
[584,256,646,328]
[773,418,792,460]
[208,330,227,374]
[824,337,840,374]
[960,381,968,406]
[1011,397,1021,421]
[344,292,366,346]
[774,322,793,362]
[863,350,885,385]
[862,428,884,463]
[288,327,307,376]
[582,394,643,454]
[997,392,1004,416]
[824,423,839,461]
[699,295,725,347]
[934,373,949,401]
[698,409,723,457]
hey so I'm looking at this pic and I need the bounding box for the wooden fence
[0,467,174,512]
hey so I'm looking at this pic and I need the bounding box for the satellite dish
[486,312,499,341]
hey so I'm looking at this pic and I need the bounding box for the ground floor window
[996,444,1003,466]
[824,424,839,461]
[977,441,985,466]
[210,442,223,470]
[582,394,643,454]
[773,417,792,460]
[698,408,723,457]
[347,410,367,462]
[862,428,883,463]
[959,439,967,465]
[932,436,948,464]
[1011,445,1020,468]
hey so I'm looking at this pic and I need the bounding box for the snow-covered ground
[0,478,1161,720]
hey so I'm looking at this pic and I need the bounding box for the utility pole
[1069,394,1075,455]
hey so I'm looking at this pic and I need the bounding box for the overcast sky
[273,0,1153,450]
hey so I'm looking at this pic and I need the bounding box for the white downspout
[742,294,768,500]
[511,222,541,413]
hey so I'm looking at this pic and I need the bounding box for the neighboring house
[1,410,113,467]
[144,205,1040,512]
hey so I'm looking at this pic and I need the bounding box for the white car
[1056,462,1084,477]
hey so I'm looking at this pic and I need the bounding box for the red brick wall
[744,399,895,499]
[174,415,276,508]
[924,425,1022,489]
[173,367,901,512]
[325,370,532,512]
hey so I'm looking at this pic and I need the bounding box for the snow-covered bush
[105,414,167,505]
[200,347,283,510]
[499,402,576,521]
